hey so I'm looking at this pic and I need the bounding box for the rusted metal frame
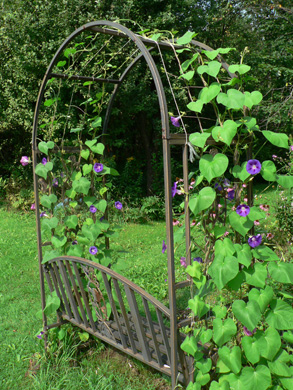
[142,298,163,367]
[51,262,73,318]
[61,313,173,378]
[124,285,152,362]
[101,272,128,349]
[155,308,172,367]
[72,262,97,332]
[163,135,178,387]
[49,72,120,84]
[175,280,191,290]
[183,143,192,272]
[48,256,170,317]
[88,26,234,76]
[112,278,137,353]
[57,259,82,324]
[65,261,90,328]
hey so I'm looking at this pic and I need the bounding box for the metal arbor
[32,20,234,389]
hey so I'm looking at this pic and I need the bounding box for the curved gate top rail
[32,20,234,388]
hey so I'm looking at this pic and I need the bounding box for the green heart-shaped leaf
[257,327,281,361]
[41,217,59,234]
[218,346,242,374]
[181,335,199,356]
[212,120,238,146]
[262,130,289,149]
[213,318,237,347]
[189,132,210,148]
[200,329,213,344]
[232,299,261,332]
[64,215,78,230]
[35,161,53,179]
[97,199,107,213]
[198,61,221,78]
[210,380,230,390]
[199,153,229,183]
[248,286,274,313]
[229,211,254,237]
[81,149,90,160]
[38,141,54,155]
[215,238,235,257]
[195,358,212,374]
[186,261,202,279]
[187,100,203,113]
[203,47,234,60]
[243,263,267,288]
[90,143,105,155]
[234,243,252,267]
[242,334,261,364]
[239,365,271,390]
[208,254,239,290]
[67,244,83,257]
[91,116,102,128]
[51,235,67,248]
[252,245,279,261]
[217,89,245,110]
[213,305,227,319]
[276,174,293,189]
[72,177,91,195]
[232,162,250,181]
[199,83,221,103]
[43,291,60,316]
[189,187,216,215]
[81,223,101,242]
[265,299,293,330]
[82,164,92,176]
[179,70,195,81]
[228,64,251,75]
[268,262,293,284]
[181,53,199,72]
[244,91,263,108]
[42,249,62,264]
[176,31,196,45]
[188,296,209,318]
[260,160,277,181]
[40,194,57,209]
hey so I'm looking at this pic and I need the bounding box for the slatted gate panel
[43,256,189,379]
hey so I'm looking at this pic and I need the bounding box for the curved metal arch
[102,37,235,136]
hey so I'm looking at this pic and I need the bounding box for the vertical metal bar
[52,262,73,318]
[101,273,128,349]
[142,298,163,367]
[155,308,171,366]
[65,261,89,328]
[58,260,82,324]
[183,143,191,270]
[124,285,152,362]
[162,136,178,388]
[72,262,97,332]
[112,279,137,353]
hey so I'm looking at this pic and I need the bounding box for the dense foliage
[1,0,292,199]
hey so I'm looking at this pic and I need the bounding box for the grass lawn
[0,183,290,389]
[0,207,171,390]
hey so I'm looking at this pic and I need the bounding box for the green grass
[0,184,290,389]
[0,207,171,390]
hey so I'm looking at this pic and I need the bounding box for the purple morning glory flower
[52,178,58,187]
[236,204,250,217]
[162,240,167,254]
[20,156,29,166]
[227,189,235,200]
[40,212,48,217]
[193,257,203,263]
[115,201,123,210]
[42,157,47,165]
[100,216,105,222]
[290,145,293,152]
[248,234,262,248]
[180,257,187,268]
[223,178,230,188]
[31,203,36,210]
[170,116,181,127]
[171,182,177,198]
[93,163,103,173]
[89,246,98,255]
[246,159,261,175]
[89,205,97,213]
[37,331,44,339]
[72,240,78,245]
[243,327,256,336]
[214,182,223,192]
